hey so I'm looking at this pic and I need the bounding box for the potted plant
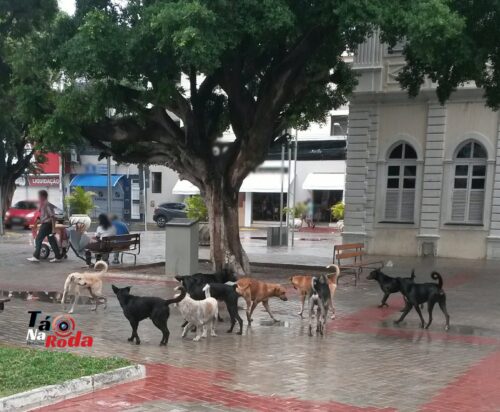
[283,202,307,228]
[65,186,96,230]
[185,195,210,245]
[330,201,344,230]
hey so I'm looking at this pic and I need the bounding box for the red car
[4,200,64,229]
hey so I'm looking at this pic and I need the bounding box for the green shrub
[331,202,344,221]
[65,186,96,215]
[283,202,307,219]
[185,195,208,221]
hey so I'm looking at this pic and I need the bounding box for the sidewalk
[1,230,500,411]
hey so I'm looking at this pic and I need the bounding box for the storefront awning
[70,174,124,188]
[240,173,293,193]
[172,180,200,195]
[302,173,345,191]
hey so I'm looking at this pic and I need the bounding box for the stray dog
[395,271,450,330]
[366,268,415,308]
[177,275,243,335]
[290,264,340,319]
[236,278,288,324]
[112,285,186,345]
[175,285,219,341]
[308,275,331,336]
[62,261,108,313]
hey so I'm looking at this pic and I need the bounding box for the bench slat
[335,251,364,260]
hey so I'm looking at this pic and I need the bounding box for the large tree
[0,0,57,217]
[41,0,467,272]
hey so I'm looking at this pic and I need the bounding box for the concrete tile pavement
[1,230,500,411]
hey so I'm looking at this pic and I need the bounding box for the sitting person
[84,213,116,265]
[110,214,129,264]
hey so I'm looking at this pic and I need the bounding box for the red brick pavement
[31,271,500,411]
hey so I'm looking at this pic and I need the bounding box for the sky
[58,0,75,15]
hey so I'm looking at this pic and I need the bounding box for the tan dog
[289,264,340,319]
[236,278,288,324]
[61,261,108,313]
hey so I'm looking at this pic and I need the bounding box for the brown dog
[236,278,288,324]
[289,264,340,319]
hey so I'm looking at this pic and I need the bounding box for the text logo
[26,311,93,348]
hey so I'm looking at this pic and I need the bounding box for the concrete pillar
[244,192,252,227]
[417,103,447,256]
[487,113,500,258]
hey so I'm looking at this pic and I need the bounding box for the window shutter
[468,191,484,222]
[451,190,467,222]
[401,190,415,221]
[385,190,400,219]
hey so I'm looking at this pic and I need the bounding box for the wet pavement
[1,230,500,411]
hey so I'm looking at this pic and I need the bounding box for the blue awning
[69,174,125,188]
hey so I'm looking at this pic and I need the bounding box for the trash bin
[267,227,288,246]
[165,218,199,277]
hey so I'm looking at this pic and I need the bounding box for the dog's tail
[431,271,443,289]
[326,264,340,283]
[203,284,211,298]
[410,269,416,280]
[94,261,108,275]
[165,287,186,306]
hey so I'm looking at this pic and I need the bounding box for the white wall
[147,166,184,222]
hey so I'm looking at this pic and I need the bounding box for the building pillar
[364,109,380,243]
[486,114,500,258]
[343,106,371,245]
[416,103,447,256]
[244,192,252,227]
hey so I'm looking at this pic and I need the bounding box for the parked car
[4,200,64,229]
[153,202,187,227]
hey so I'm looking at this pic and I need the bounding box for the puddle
[259,320,290,327]
[0,290,94,305]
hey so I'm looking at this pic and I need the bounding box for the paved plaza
[0,231,500,411]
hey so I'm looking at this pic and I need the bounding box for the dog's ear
[111,285,119,294]
[125,286,132,293]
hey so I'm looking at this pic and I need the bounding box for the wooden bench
[333,243,384,286]
[86,234,141,265]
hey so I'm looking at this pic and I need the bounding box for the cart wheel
[39,244,51,260]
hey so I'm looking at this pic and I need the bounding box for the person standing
[27,190,56,262]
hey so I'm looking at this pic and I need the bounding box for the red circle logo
[52,315,75,338]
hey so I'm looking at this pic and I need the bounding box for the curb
[0,364,146,411]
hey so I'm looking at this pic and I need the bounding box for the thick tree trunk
[204,181,250,275]
[0,177,16,217]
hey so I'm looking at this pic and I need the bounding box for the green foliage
[65,186,96,215]
[185,195,208,222]
[0,346,129,397]
[283,203,307,219]
[331,202,345,221]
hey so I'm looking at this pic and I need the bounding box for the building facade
[343,35,500,259]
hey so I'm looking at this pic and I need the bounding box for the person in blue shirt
[110,215,129,264]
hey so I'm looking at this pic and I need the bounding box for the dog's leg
[379,292,390,308]
[210,318,217,337]
[425,300,436,329]
[262,300,278,322]
[308,299,315,336]
[68,290,79,314]
[132,321,140,344]
[194,324,203,341]
[61,285,68,311]
[152,317,169,346]
[414,304,425,328]
[298,293,306,317]
[438,296,450,331]
[394,303,412,325]
[182,322,192,338]
[248,300,258,324]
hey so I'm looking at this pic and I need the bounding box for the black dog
[176,275,243,335]
[367,268,415,308]
[112,285,186,345]
[395,271,450,330]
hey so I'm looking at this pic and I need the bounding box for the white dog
[175,285,218,341]
[61,261,108,313]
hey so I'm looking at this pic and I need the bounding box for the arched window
[385,143,417,222]
[451,141,487,224]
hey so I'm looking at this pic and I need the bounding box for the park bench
[86,233,141,265]
[333,243,384,286]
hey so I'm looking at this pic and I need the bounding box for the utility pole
[107,156,112,214]
[279,142,285,245]
[291,129,298,247]
[0,186,4,236]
